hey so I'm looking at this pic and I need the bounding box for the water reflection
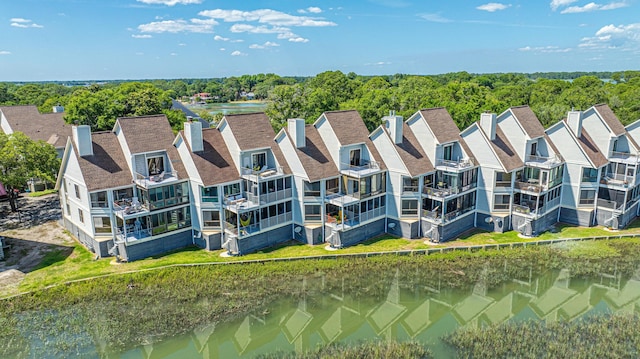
[108,264,640,358]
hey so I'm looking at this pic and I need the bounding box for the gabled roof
[491,126,524,172]
[510,105,545,139]
[284,125,339,182]
[180,128,238,186]
[419,107,460,144]
[74,132,132,192]
[219,112,290,174]
[321,110,371,146]
[0,105,72,148]
[115,115,187,178]
[594,103,626,136]
[383,123,434,177]
[170,100,210,128]
[574,127,609,169]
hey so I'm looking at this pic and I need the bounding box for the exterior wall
[60,150,94,237]
[298,225,323,245]
[475,212,511,233]
[596,208,620,228]
[218,120,242,171]
[407,114,437,163]
[196,231,222,250]
[229,225,291,255]
[275,133,307,178]
[370,129,407,173]
[118,229,193,261]
[63,217,112,257]
[0,111,12,134]
[315,116,342,167]
[387,218,419,239]
[581,109,614,154]
[620,201,639,228]
[512,208,559,236]
[559,207,594,226]
[421,212,475,242]
[325,218,386,248]
[497,112,527,160]
[114,125,133,176]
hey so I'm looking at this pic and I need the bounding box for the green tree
[0,132,60,211]
[265,84,309,131]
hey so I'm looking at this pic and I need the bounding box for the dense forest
[1,71,639,133]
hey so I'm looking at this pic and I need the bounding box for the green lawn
[9,220,640,297]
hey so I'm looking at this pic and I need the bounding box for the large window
[90,191,108,208]
[326,178,339,194]
[495,172,512,187]
[349,149,361,167]
[113,188,134,202]
[252,152,267,171]
[443,144,453,161]
[201,186,218,202]
[579,190,596,205]
[304,205,322,222]
[401,200,419,216]
[151,207,191,235]
[202,210,220,227]
[223,183,241,197]
[141,182,189,210]
[582,168,598,183]
[147,156,164,176]
[403,177,419,193]
[494,194,510,211]
[304,181,321,198]
[93,216,112,234]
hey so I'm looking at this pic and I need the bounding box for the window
[147,156,164,176]
[530,141,538,156]
[494,194,510,211]
[579,190,596,205]
[201,186,218,202]
[350,149,361,167]
[78,209,84,223]
[113,188,134,202]
[223,183,241,197]
[203,210,221,227]
[93,217,112,234]
[495,172,512,187]
[443,144,453,161]
[90,191,108,208]
[304,205,322,222]
[581,168,598,182]
[74,184,80,199]
[326,178,339,194]
[252,152,267,171]
[65,203,70,216]
[304,181,321,198]
[403,177,419,193]
[401,200,419,216]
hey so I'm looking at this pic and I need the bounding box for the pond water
[109,266,637,358]
[188,102,267,115]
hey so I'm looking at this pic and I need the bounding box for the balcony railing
[134,170,178,187]
[525,154,563,168]
[422,209,442,223]
[422,183,476,199]
[340,160,381,176]
[435,157,475,170]
[597,198,624,211]
[600,174,633,187]
[610,151,640,163]
[113,198,148,216]
[515,181,543,193]
[422,207,474,224]
[241,166,284,180]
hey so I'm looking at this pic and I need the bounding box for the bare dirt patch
[0,194,71,289]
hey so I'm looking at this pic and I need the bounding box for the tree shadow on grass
[1,236,74,273]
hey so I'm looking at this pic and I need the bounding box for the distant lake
[188,101,268,115]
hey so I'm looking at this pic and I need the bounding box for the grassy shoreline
[2,237,640,357]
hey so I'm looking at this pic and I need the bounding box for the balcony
[241,166,285,182]
[435,157,475,172]
[610,151,640,164]
[423,183,475,199]
[116,227,152,243]
[600,174,632,188]
[597,198,624,211]
[340,160,382,177]
[524,154,563,169]
[515,180,543,194]
[422,207,474,224]
[113,198,149,219]
[223,194,259,212]
[134,170,179,188]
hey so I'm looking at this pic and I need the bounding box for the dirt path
[0,194,71,290]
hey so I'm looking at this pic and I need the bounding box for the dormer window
[350,149,361,167]
[148,156,164,176]
[530,142,538,156]
[443,144,453,161]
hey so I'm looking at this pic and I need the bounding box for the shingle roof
[181,128,238,186]
[221,112,290,174]
[171,100,210,128]
[510,105,545,139]
[0,105,72,149]
[284,125,339,182]
[490,126,523,172]
[115,115,187,178]
[322,110,371,146]
[594,104,626,136]
[75,132,132,192]
[419,107,460,143]
[569,125,608,168]
[388,123,434,177]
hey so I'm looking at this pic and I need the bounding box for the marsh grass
[255,340,432,359]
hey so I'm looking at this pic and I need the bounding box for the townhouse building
[0,105,71,158]
[462,106,564,236]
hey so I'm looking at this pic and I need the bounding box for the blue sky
[1,0,639,81]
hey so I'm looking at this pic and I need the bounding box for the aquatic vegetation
[445,314,640,358]
[255,340,432,359]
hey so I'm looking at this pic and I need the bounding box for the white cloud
[0,51,11,55]
[477,3,511,12]
[288,37,309,43]
[178,43,186,46]
[550,0,578,10]
[132,34,152,38]
[580,23,640,49]
[214,35,229,41]
[249,41,280,49]
[170,52,177,56]
[199,9,336,27]
[518,45,571,53]
[231,50,247,56]
[138,18,217,33]
[10,18,43,28]
[220,48,226,51]
[136,0,203,6]
[419,13,452,23]
[298,7,322,14]
[561,1,628,13]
